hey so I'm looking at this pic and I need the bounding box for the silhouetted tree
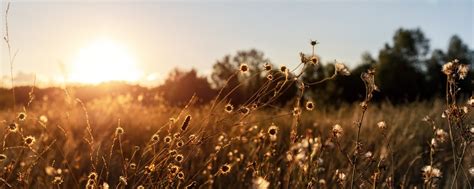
[376,28,430,103]
[160,69,215,105]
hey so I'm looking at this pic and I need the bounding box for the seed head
[177,171,185,180]
[442,61,455,75]
[175,154,184,162]
[24,136,36,146]
[335,62,350,76]
[8,122,18,132]
[305,101,314,111]
[129,163,137,170]
[52,176,63,185]
[17,112,27,121]
[310,56,319,65]
[239,107,250,115]
[39,115,48,123]
[268,124,278,135]
[225,104,234,113]
[280,65,287,73]
[332,124,343,139]
[164,136,172,144]
[115,126,124,135]
[88,172,98,180]
[377,121,386,130]
[263,63,272,71]
[435,129,448,143]
[458,63,469,80]
[176,140,184,148]
[151,134,160,142]
[0,154,6,161]
[422,165,442,182]
[240,63,249,73]
[266,74,273,80]
[220,164,231,174]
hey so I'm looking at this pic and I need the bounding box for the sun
[69,39,142,84]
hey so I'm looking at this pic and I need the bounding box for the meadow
[0,52,472,189]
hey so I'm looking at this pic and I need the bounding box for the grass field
[0,87,472,188]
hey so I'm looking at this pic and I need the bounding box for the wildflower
[305,101,314,111]
[151,134,159,142]
[119,176,127,185]
[176,140,184,148]
[364,151,373,159]
[177,171,185,180]
[310,56,319,65]
[310,40,318,46]
[0,154,6,161]
[88,172,98,180]
[263,63,272,71]
[225,104,234,113]
[115,126,124,136]
[39,115,48,123]
[252,176,270,189]
[24,136,36,146]
[468,167,474,177]
[266,74,273,80]
[181,115,191,131]
[17,112,27,121]
[292,107,301,116]
[45,166,56,175]
[164,136,172,144]
[435,129,448,143]
[240,63,249,73]
[268,124,278,136]
[169,165,180,174]
[129,163,137,170]
[52,176,63,185]
[467,96,474,107]
[239,107,250,115]
[8,122,18,132]
[458,63,469,80]
[335,169,346,182]
[442,61,455,75]
[361,68,378,100]
[422,165,442,182]
[220,164,231,174]
[175,154,184,163]
[103,182,110,189]
[377,121,386,130]
[280,65,287,73]
[335,62,350,76]
[86,179,95,189]
[169,117,177,124]
[332,124,343,138]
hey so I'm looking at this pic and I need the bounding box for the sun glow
[69,39,142,84]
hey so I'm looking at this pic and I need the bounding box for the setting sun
[68,39,142,84]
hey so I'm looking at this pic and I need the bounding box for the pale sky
[0,0,473,87]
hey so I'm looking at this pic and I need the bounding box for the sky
[0,0,473,87]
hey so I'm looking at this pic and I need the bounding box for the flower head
[225,104,234,113]
[305,101,314,111]
[335,62,350,76]
[240,63,249,73]
[17,112,27,121]
[332,124,343,138]
[24,136,36,146]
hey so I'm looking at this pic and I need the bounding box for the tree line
[0,27,472,108]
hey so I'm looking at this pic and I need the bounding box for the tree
[159,69,215,105]
[376,28,430,103]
